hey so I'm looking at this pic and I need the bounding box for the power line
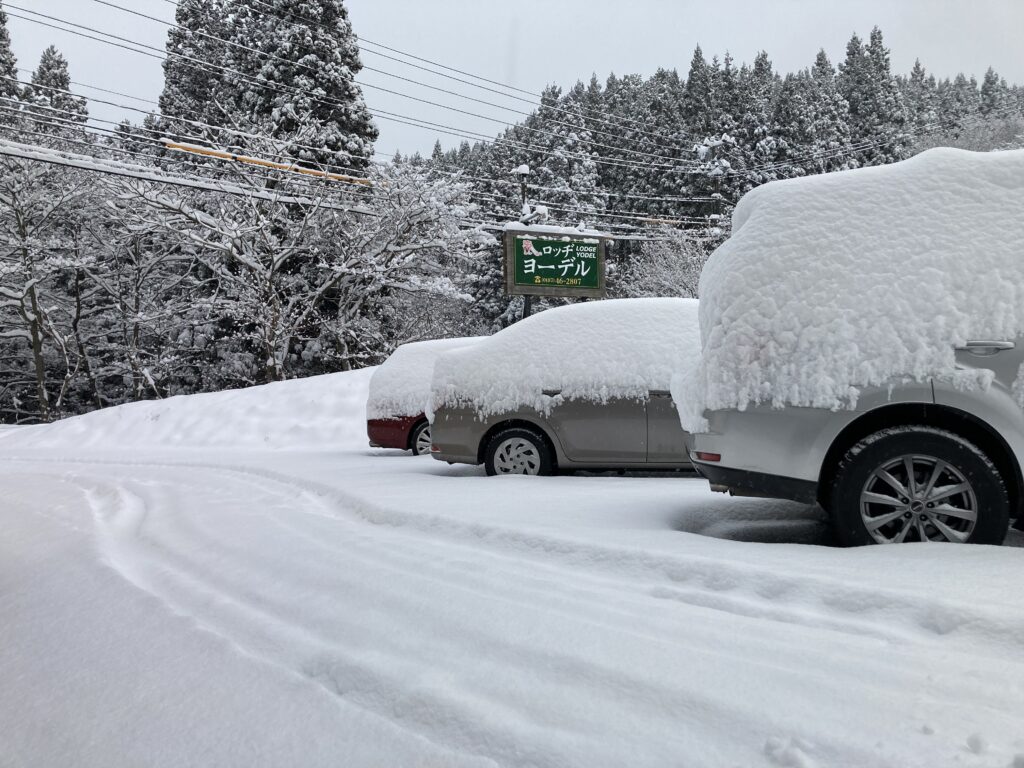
[11,92,718,232]
[416,164,722,204]
[203,0,691,143]
[6,6,699,176]
[464,185,714,227]
[463,218,718,242]
[92,0,682,157]
[153,0,537,101]
[1,92,376,201]
[4,72,377,182]
[13,6,1018,222]
[0,137,377,214]
[26,3,697,172]
[3,98,379,201]
[0,105,365,201]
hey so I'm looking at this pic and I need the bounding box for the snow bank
[367,337,483,420]
[678,148,1024,430]
[432,298,701,417]
[3,368,375,451]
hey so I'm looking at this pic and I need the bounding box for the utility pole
[512,164,533,319]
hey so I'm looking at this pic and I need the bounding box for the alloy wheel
[414,424,432,455]
[859,454,978,543]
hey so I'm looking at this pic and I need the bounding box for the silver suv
[688,339,1023,545]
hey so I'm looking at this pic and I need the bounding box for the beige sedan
[431,393,691,475]
[428,298,698,476]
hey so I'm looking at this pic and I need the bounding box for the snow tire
[828,426,1009,546]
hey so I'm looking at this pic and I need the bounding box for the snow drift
[432,298,701,418]
[366,337,483,420]
[678,148,1024,430]
[5,369,375,451]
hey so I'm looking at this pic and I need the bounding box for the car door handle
[648,390,672,398]
[956,340,1016,355]
[542,389,561,396]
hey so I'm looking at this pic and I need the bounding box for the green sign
[504,232,607,298]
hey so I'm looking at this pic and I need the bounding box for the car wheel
[409,421,432,456]
[829,426,1009,546]
[484,427,554,476]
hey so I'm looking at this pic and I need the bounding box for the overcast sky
[7,0,1024,159]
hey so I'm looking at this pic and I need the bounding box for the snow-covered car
[680,148,1024,546]
[367,337,482,455]
[430,298,699,475]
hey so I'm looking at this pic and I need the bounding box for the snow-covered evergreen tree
[158,0,226,135]
[682,46,714,137]
[900,59,938,130]
[528,84,604,222]
[597,72,648,197]
[713,53,741,138]
[980,66,1009,117]
[21,46,88,135]
[217,0,378,171]
[806,51,856,173]
[736,51,779,184]
[630,68,690,217]
[838,27,909,164]
[771,64,853,179]
[936,73,981,134]
[0,1,18,102]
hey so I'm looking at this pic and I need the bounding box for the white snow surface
[5,368,375,450]
[432,298,701,418]
[680,148,1024,429]
[367,337,483,419]
[3,368,1024,767]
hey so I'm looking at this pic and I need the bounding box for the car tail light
[695,452,721,462]
[430,444,442,453]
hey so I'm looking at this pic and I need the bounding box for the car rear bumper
[367,415,422,450]
[691,458,819,504]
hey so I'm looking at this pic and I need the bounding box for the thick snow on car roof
[431,298,701,418]
[367,337,484,419]
[677,148,1024,431]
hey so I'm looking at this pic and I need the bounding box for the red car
[366,337,483,455]
[367,413,432,455]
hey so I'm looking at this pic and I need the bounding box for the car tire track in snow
[78,471,771,768]
[209,457,1024,659]
[38,452,1024,657]
[5,455,1022,768]
[0,471,498,768]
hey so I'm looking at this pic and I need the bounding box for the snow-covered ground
[2,369,1023,768]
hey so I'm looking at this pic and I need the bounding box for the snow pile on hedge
[366,337,483,420]
[431,298,701,418]
[4,368,375,451]
[677,148,1024,431]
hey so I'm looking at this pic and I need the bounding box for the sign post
[503,228,611,308]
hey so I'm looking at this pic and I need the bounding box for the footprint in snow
[763,736,815,768]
